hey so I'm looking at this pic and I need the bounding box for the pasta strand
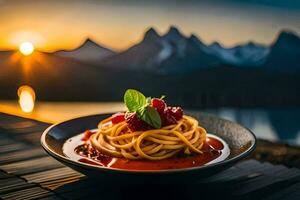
[90,115,206,160]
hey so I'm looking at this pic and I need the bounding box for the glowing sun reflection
[18,85,36,113]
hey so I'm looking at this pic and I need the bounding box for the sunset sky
[0,0,299,52]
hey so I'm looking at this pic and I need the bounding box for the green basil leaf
[124,89,147,112]
[140,106,161,128]
[146,97,151,105]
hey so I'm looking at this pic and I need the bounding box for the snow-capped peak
[162,26,187,57]
[209,41,270,66]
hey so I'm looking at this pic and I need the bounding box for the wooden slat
[0,177,27,190]
[232,166,300,196]
[0,143,29,154]
[0,157,65,176]
[0,171,14,179]
[1,186,55,200]
[19,131,44,145]
[0,181,37,195]
[265,182,300,200]
[0,147,47,165]
[23,167,84,188]
[0,120,40,130]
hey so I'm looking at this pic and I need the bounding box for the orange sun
[19,42,35,55]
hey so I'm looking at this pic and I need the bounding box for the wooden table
[0,112,299,200]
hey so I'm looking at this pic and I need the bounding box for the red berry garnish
[161,108,177,126]
[125,112,151,131]
[168,106,183,120]
[82,130,94,141]
[151,98,166,113]
[111,112,125,124]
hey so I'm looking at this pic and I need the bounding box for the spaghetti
[90,115,207,160]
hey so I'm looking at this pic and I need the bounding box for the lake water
[202,107,300,146]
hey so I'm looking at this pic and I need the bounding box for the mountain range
[54,26,300,74]
[0,25,300,105]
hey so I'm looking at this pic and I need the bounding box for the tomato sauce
[70,136,229,170]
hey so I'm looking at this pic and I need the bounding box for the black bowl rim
[41,113,256,174]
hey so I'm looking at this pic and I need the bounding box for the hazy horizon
[0,0,299,52]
